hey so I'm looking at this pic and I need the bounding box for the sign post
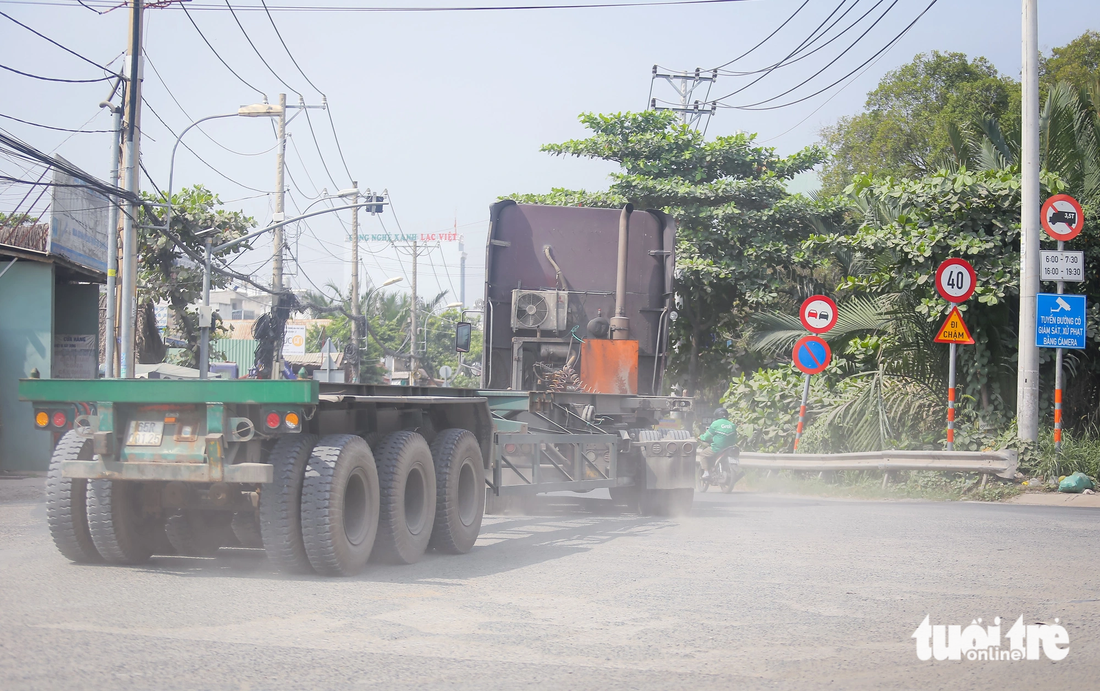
[934,258,977,450]
[1040,194,1085,452]
[792,297,837,452]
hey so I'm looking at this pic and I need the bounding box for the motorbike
[699,446,742,494]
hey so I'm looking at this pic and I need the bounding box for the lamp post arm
[213,202,386,254]
[165,112,240,233]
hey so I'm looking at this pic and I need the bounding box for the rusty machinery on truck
[477,202,696,513]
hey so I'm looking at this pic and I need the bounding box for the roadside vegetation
[520,31,1100,495]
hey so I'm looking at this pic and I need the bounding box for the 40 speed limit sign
[935,258,976,304]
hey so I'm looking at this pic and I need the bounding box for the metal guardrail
[738,449,1019,480]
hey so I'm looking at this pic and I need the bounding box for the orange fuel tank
[580,339,638,394]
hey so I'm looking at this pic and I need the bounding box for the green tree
[304,286,480,386]
[513,110,842,401]
[137,185,254,367]
[735,167,1082,453]
[949,80,1100,207]
[819,51,1019,194]
[1040,30,1100,92]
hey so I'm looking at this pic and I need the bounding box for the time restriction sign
[935,258,977,303]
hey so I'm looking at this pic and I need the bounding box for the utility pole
[119,0,143,378]
[409,238,418,385]
[271,92,287,380]
[102,99,123,378]
[1018,0,1041,441]
[349,181,360,383]
[648,66,717,130]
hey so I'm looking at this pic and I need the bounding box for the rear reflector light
[284,412,300,429]
[265,412,281,429]
[52,411,67,428]
[35,411,49,428]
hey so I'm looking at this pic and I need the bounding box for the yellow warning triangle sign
[934,306,975,344]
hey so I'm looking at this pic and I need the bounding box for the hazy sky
[2,0,1098,305]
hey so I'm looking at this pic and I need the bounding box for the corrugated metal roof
[211,339,344,376]
[212,339,258,373]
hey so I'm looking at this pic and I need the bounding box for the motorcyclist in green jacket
[698,407,738,481]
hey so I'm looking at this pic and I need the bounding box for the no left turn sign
[799,295,838,334]
[935,258,976,303]
[1041,194,1084,241]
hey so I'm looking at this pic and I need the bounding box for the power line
[711,0,872,103]
[716,0,874,77]
[259,0,355,183]
[0,112,114,134]
[19,0,756,13]
[710,0,811,70]
[0,129,139,203]
[0,62,114,83]
[222,1,345,193]
[180,2,268,99]
[144,50,280,157]
[225,0,301,96]
[758,17,901,144]
[0,10,121,76]
[141,97,275,194]
[301,106,340,188]
[717,0,939,111]
[285,136,324,199]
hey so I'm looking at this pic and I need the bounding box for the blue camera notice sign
[1036,293,1087,349]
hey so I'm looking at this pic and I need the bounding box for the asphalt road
[1,477,1097,690]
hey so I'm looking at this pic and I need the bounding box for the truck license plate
[126,420,164,446]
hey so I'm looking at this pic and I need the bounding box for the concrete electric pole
[119,0,143,378]
[101,99,123,378]
[648,66,717,130]
[1018,0,1041,441]
[270,93,288,380]
[349,181,360,383]
[409,237,418,385]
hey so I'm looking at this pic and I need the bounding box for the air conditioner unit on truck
[19,202,697,577]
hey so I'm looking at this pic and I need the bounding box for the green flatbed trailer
[20,377,696,576]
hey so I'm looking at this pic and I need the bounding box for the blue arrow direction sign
[1036,293,1087,349]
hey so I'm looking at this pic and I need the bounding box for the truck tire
[300,435,380,576]
[231,510,264,548]
[428,429,484,554]
[372,431,436,564]
[45,431,101,563]
[165,510,230,557]
[87,479,154,564]
[259,433,319,574]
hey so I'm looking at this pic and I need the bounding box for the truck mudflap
[638,438,697,490]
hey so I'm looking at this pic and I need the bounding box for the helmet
[713,407,729,419]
